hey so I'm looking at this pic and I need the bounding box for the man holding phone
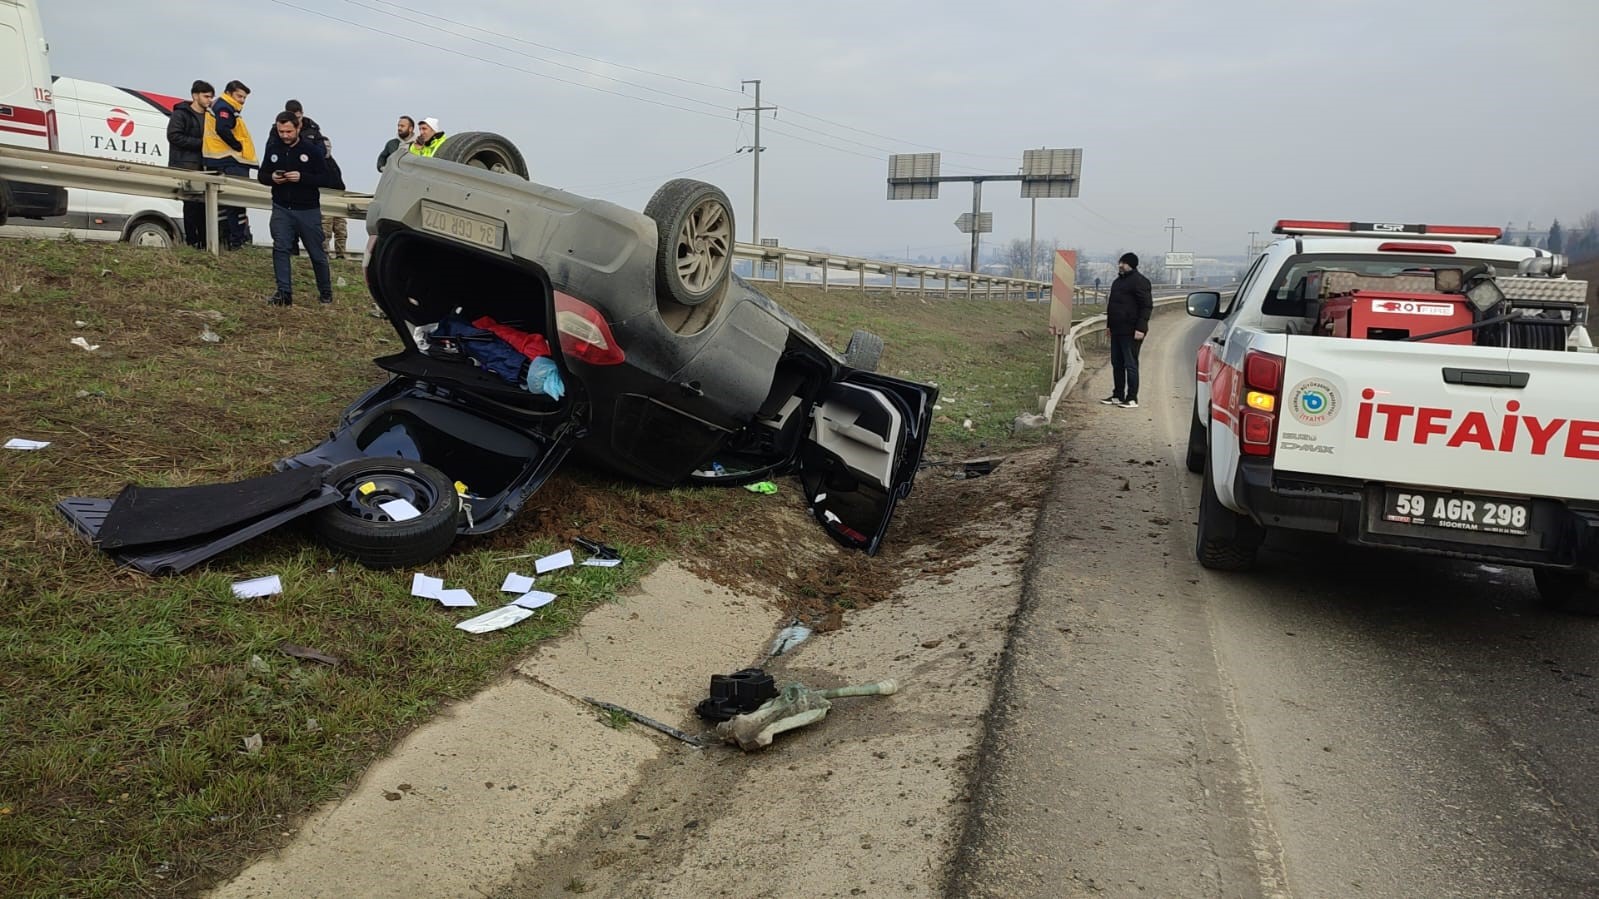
[257,111,334,306]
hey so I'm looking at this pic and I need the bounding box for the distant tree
[1571,210,1599,262]
[1548,219,1564,254]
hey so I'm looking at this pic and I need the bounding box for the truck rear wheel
[1533,568,1599,615]
[1196,460,1262,571]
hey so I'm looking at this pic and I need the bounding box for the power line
[565,153,741,194]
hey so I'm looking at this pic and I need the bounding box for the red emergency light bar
[1272,220,1502,242]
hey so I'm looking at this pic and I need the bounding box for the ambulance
[0,76,187,247]
[0,0,65,225]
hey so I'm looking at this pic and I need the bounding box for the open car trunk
[281,227,577,535]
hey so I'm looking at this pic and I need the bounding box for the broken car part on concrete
[694,668,778,723]
[584,697,704,748]
[716,679,900,752]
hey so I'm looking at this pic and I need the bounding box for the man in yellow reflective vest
[202,79,258,249]
[409,117,447,157]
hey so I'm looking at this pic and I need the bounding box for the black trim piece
[117,87,176,118]
[1441,367,1529,388]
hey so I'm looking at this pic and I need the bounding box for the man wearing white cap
[409,118,447,157]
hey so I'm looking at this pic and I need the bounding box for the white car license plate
[1383,488,1531,537]
[420,201,504,251]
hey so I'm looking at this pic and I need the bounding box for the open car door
[799,372,937,555]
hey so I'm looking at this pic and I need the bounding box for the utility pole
[738,80,777,245]
[1247,230,1259,257]
[1165,217,1183,254]
[1029,197,1038,281]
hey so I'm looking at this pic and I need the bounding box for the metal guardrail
[0,145,1053,296]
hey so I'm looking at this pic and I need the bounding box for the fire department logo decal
[1289,379,1339,426]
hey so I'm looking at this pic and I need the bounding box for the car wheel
[645,179,734,334]
[843,329,884,372]
[311,458,461,569]
[1196,458,1262,571]
[127,220,174,249]
[1533,568,1599,615]
[1185,404,1207,474]
[433,131,529,179]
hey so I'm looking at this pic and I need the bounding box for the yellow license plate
[420,201,505,251]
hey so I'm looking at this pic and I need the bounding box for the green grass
[0,239,1061,897]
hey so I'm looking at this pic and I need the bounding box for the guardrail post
[987,279,995,301]
[776,256,786,286]
[204,182,221,256]
[858,266,865,292]
[919,270,926,296]
[890,267,898,297]
[943,274,951,299]
[821,263,829,293]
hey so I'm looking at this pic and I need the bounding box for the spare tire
[433,131,529,180]
[645,179,734,333]
[843,329,884,372]
[311,458,462,569]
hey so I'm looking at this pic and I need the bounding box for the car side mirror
[1187,291,1221,319]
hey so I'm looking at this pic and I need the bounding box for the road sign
[887,153,941,200]
[1165,252,1195,268]
[1020,147,1082,198]
[955,212,993,234]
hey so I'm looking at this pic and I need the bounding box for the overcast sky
[39,0,1599,261]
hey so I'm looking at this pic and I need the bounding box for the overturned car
[279,134,937,567]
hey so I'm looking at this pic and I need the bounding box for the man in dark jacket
[165,80,212,249]
[377,115,415,172]
[257,112,334,306]
[1101,252,1153,409]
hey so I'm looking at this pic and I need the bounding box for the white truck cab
[0,0,66,224]
[1186,219,1598,609]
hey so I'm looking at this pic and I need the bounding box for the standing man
[258,112,334,306]
[1101,252,1153,409]
[408,118,447,157]
[283,99,324,148]
[377,115,416,172]
[202,80,257,250]
[165,79,212,249]
[322,137,348,259]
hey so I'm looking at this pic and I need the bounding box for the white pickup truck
[1186,220,1598,609]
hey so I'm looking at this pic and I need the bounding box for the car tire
[1196,458,1262,571]
[433,131,529,179]
[645,179,734,333]
[311,458,461,569]
[1185,404,1207,474]
[126,219,174,249]
[1533,568,1599,615]
[843,329,884,372]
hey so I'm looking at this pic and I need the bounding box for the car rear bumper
[1236,459,1599,569]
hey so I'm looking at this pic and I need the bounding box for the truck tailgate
[1275,337,1599,502]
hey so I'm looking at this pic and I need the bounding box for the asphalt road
[953,317,1599,898]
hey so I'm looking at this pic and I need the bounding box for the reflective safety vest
[202,97,257,166]
[409,133,448,157]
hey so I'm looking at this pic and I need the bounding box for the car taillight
[46,110,58,151]
[554,292,625,366]
[1239,350,1284,457]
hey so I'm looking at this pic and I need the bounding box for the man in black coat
[258,112,335,306]
[165,80,213,249]
[1101,252,1153,409]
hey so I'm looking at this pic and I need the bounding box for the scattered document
[437,589,477,608]
[232,575,282,599]
[456,605,534,634]
[501,572,535,593]
[581,558,621,568]
[512,590,558,610]
[4,438,50,450]
[380,498,423,521]
[534,549,574,574]
[411,573,445,600]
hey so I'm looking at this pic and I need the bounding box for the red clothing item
[472,316,551,360]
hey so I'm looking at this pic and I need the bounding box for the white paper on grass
[380,498,423,522]
[4,438,50,450]
[501,572,535,593]
[512,590,558,610]
[437,588,477,608]
[581,558,621,568]
[534,549,574,574]
[232,575,282,599]
[411,573,444,600]
[456,605,535,634]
